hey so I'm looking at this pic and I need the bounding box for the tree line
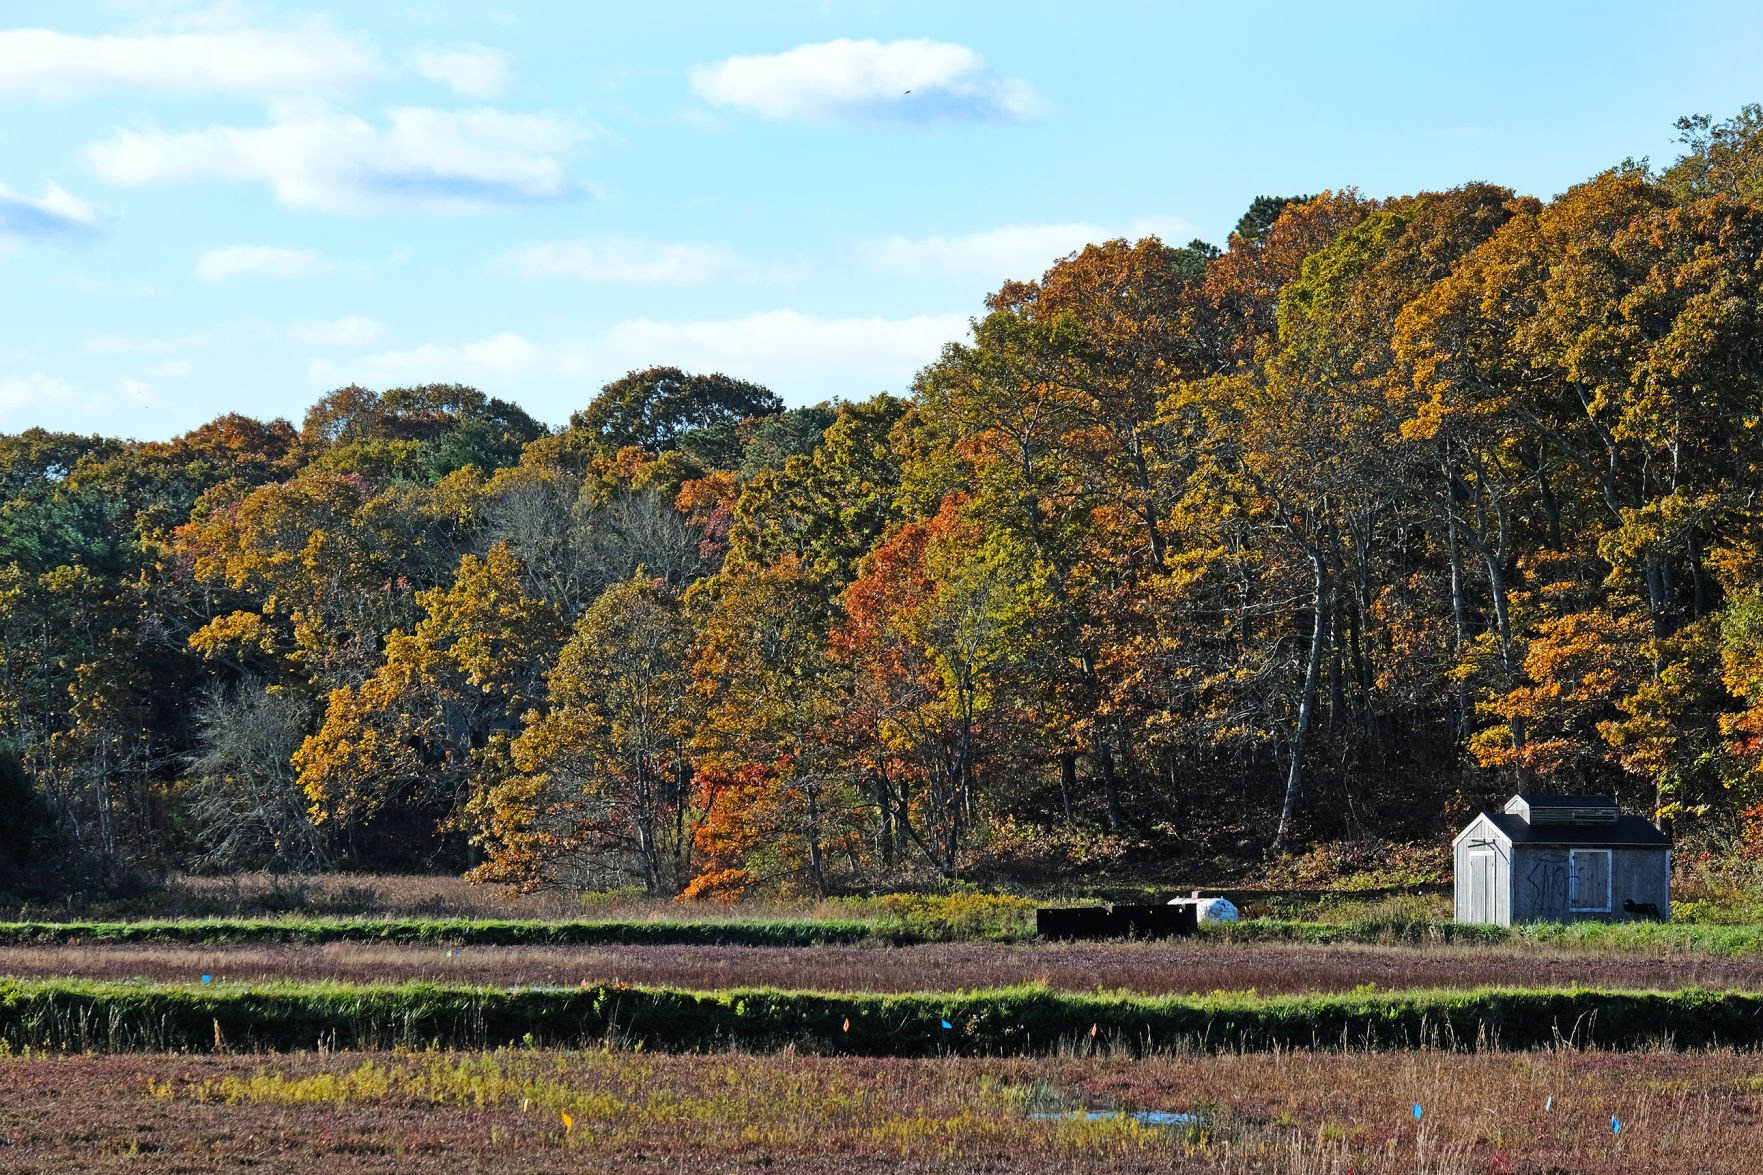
[7,108,1763,896]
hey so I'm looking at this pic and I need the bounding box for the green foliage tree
[571,367,783,453]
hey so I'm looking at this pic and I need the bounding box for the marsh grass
[1211,915,1763,956]
[0,1044,1747,1172]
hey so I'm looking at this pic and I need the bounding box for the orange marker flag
[1090,1023,1099,1038]
[843,1017,851,1033]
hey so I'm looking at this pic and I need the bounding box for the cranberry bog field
[3,937,1763,995]
[1,1045,1760,1173]
[3,907,1763,1171]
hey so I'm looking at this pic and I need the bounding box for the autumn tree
[687,558,862,896]
[835,495,1046,876]
[475,575,697,892]
[294,543,562,867]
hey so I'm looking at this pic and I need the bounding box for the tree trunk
[873,769,895,870]
[1273,554,1327,852]
[1482,551,1527,766]
[1097,743,1124,832]
[804,779,826,896]
[1058,752,1076,822]
[1444,494,1472,740]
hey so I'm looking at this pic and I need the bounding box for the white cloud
[287,315,386,348]
[867,216,1199,282]
[304,311,969,409]
[495,237,760,285]
[0,20,381,100]
[86,105,596,213]
[83,328,218,354]
[308,330,540,388]
[584,310,969,385]
[58,273,160,297]
[0,182,102,247]
[411,44,512,99]
[0,371,79,416]
[689,39,1045,124]
[196,244,332,282]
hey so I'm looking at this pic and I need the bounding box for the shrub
[0,978,1759,1056]
[871,892,1037,942]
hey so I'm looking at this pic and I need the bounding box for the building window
[1569,849,1612,913]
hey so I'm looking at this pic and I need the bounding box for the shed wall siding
[1512,847,1568,923]
[1507,845,1669,923]
[1611,848,1671,920]
[1453,817,1511,926]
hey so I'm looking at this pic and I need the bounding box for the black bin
[1036,902,1196,940]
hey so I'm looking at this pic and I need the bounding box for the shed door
[1569,849,1612,913]
[1467,847,1497,923]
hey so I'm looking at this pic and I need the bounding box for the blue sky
[3,0,1761,441]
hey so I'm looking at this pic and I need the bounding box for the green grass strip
[0,978,1757,1056]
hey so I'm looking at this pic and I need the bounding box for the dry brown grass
[161,873,575,919]
[158,873,897,922]
[0,1045,1754,1172]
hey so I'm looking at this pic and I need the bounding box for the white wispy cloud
[83,328,220,354]
[583,310,970,384]
[0,20,381,100]
[0,371,80,416]
[85,105,597,213]
[146,358,194,379]
[195,244,332,282]
[866,216,1199,282]
[495,237,762,285]
[410,44,512,99]
[308,331,541,388]
[690,38,1045,124]
[287,315,386,348]
[307,311,969,409]
[0,182,102,248]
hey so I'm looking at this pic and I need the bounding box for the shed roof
[1509,793,1616,809]
[1465,811,1670,849]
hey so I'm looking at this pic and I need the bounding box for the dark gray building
[1453,794,1671,926]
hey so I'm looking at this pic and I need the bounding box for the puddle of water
[1030,1109,1198,1127]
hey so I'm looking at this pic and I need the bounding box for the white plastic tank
[1168,893,1239,923]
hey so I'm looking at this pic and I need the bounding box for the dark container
[1035,903,1196,940]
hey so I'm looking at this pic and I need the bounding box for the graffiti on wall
[1524,856,1568,913]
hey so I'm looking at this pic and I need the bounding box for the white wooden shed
[1453,794,1670,926]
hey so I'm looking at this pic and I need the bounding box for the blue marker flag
[1612,1117,1621,1134]
[1413,1104,1422,1120]
[200,974,212,984]
[1545,1096,1553,1113]
[940,1019,952,1030]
